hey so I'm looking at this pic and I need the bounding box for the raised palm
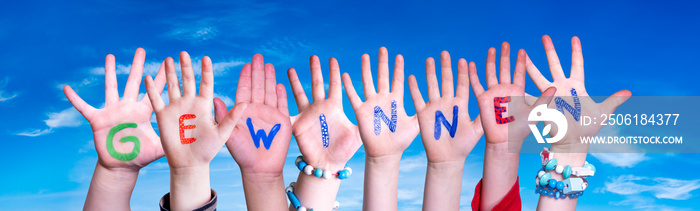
[471,43,557,148]
[214,54,292,174]
[526,35,631,151]
[409,51,483,162]
[146,52,246,168]
[288,55,361,171]
[64,48,165,170]
[342,47,418,158]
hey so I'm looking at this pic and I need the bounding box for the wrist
[366,154,402,166]
[169,165,211,211]
[427,160,465,171]
[241,171,284,184]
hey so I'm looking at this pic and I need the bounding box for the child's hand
[213,54,291,211]
[288,55,361,172]
[526,35,631,152]
[343,47,418,159]
[471,43,557,148]
[64,48,165,171]
[213,54,292,175]
[408,51,483,163]
[146,52,246,170]
[145,52,247,210]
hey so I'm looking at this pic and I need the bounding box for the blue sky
[2,0,700,210]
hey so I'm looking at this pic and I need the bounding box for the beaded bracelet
[536,148,594,199]
[286,182,340,211]
[295,156,353,180]
[540,148,596,179]
[535,184,584,199]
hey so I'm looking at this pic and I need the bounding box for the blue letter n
[374,100,398,135]
[434,106,459,140]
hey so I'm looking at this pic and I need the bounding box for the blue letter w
[247,118,281,150]
[374,100,397,135]
[554,88,581,121]
[434,106,459,140]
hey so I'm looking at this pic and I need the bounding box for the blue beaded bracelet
[295,156,352,180]
[535,185,584,199]
[286,182,339,211]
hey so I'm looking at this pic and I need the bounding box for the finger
[456,58,469,99]
[513,49,527,88]
[199,56,214,99]
[542,35,566,80]
[485,47,498,88]
[571,36,584,81]
[276,84,290,117]
[328,58,342,101]
[342,73,363,109]
[499,42,511,84]
[361,54,376,97]
[213,97,228,124]
[533,86,558,107]
[525,54,551,92]
[309,55,326,102]
[377,47,390,93]
[391,54,405,95]
[63,86,96,117]
[144,75,165,112]
[408,75,426,111]
[287,68,310,112]
[141,61,167,105]
[601,90,632,114]
[217,103,248,141]
[236,63,252,104]
[123,48,146,101]
[468,61,485,96]
[264,63,278,106]
[425,57,440,101]
[179,51,196,97]
[104,54,119,105]
[440,51,454,97]
[164,57,181,100]
[251,54,265,103]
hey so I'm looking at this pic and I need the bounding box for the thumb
[213,97,229,124]
[533,86,558,107]
[217,103,248,140]
[601,90,632,114]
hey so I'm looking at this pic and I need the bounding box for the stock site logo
[529,104,568,143]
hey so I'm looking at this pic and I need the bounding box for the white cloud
[601,175,700,200]
[57,77,98,90]
[15,128,53,137]
[17,107,84,137]
[591,153,650,168]
[590,125,650,167]
[0,77,18,102]
[45,107,83,128]
[167,25,218,43]
[89,59,243,76]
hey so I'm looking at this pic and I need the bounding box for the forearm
[84,162,139,211]
[290,169,342,210]
[241,172,288,211]
[422,160,465,210]
[536,144,588,211]
[480,141,519,210]
[170,165,211,211]
[363,154,402,211]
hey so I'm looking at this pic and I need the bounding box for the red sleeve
[471,177,522,211]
